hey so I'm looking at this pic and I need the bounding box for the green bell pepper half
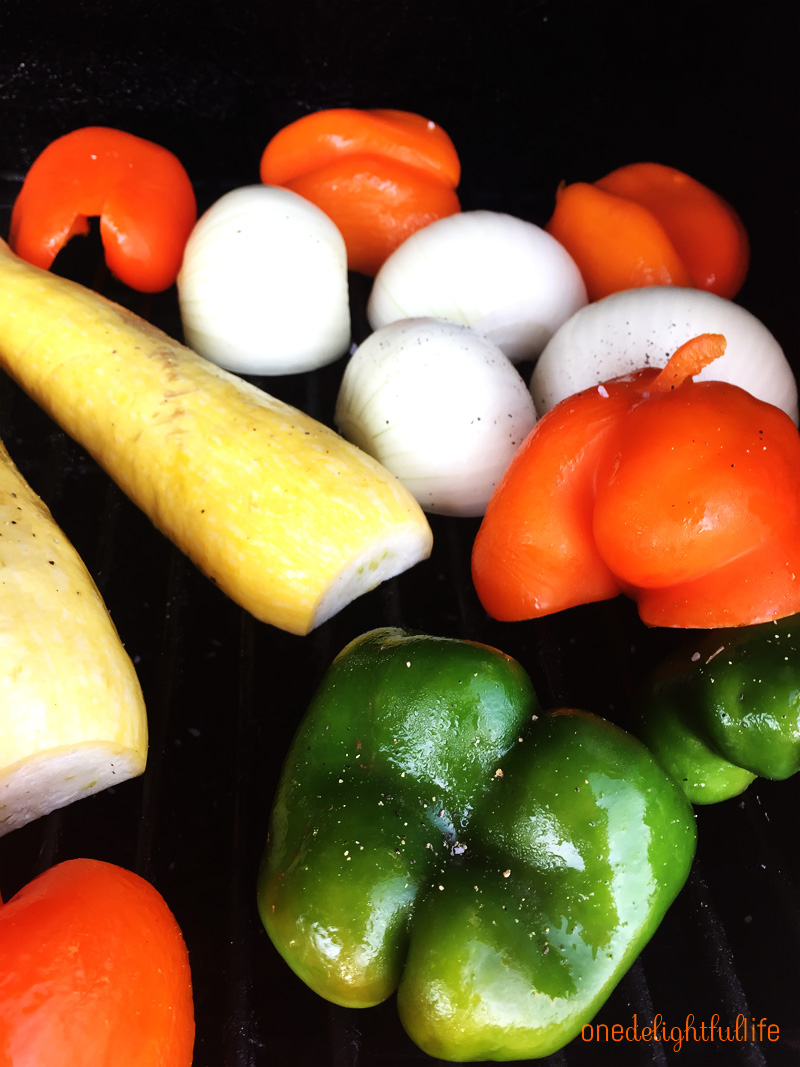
[632,613,800,804]
[258,627,697,1062]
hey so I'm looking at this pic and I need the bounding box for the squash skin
[0,438,147,836]
[0,239,433,636]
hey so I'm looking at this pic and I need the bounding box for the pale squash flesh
[0,240,433,635]
[0,439,147,836]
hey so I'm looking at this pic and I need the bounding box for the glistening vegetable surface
[0,436,146,836]
[258,627,697,1063]
[0,859,195,1067]
[545,162,749,302]
[632,614,800,804]
[260,108,461,276]
[0,239,432,636]
[9,126,197,293]
[473,335,800,629]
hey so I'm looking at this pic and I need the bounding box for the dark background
[0,2,798,1065]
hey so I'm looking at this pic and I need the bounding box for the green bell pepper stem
[633,614,800,804]
[258,627,696,1062]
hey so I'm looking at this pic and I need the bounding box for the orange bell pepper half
[472,335,800,629]
[260,108,461,275]
[0,858,195,1066]
[9,126,197,293]
[545,163,750,302]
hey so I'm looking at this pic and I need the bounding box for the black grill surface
[1,3,798,1065]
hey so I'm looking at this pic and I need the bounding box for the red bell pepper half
[9,126,197,293]
[545,162,750,302]
[472,335,800,629]
[0,858,195,1066]
[260,108,461,276]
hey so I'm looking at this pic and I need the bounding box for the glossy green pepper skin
[632,614,800,804]
[258,627,697,1061]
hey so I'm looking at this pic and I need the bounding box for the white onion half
[335,318,537,517]
[530,286,798,421]
[178,185,350,375]
[367,210,588,363]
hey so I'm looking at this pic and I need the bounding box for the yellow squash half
[0,439,147,836]
[0,240,433,635]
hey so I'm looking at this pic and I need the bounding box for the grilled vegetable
[530,285,798,422]
[0,438,146,836]
[0,239,432,636]
[472,334,800,628]
[178,185,351,375]
[335,318,536,516]
[367,209,588,362]
[260,108,461,276]
[545,161,750,302]
[9,126,197,293]
[0,859,195,1066]
[258,627,696,1062]
[633,614,800,803]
